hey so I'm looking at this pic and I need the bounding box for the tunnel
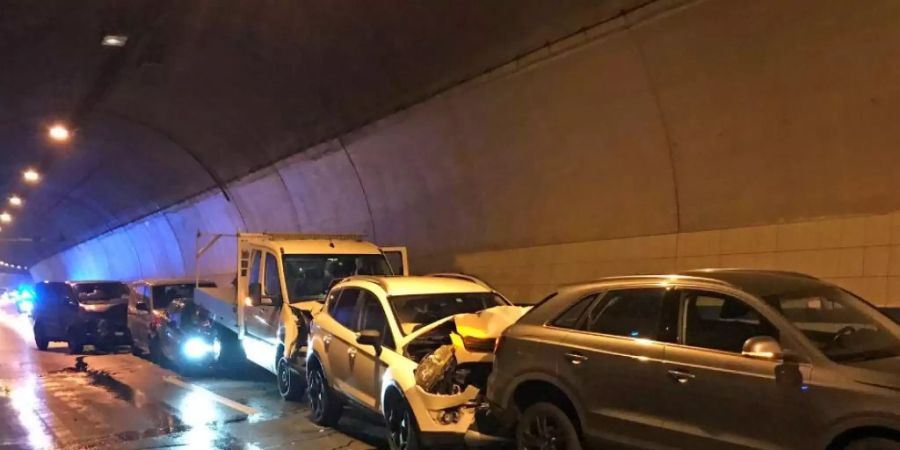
[3,1,900,450]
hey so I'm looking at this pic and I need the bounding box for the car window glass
[249,250,262,285]
[683,291,779,353]
[552,294,599,329]
[332,288,361,331]
[359,290,395,349]
[264,253,282,299]
[584,288,667,340]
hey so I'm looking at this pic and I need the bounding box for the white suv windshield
[389,292,508,335]
[762,286,900,362]
[283,254,392,301]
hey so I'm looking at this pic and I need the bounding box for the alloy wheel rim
[388,405,410,450]
[521,413,565,450]
[278,361,290,394]
[308,370,324,417]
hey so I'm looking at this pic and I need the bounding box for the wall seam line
[272,166,304,232]
[337,138,378,242]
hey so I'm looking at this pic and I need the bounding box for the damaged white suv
[307,275,527,449]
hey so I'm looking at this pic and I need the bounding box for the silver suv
[487,270,900,450]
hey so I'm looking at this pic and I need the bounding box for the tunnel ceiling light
[22,169,40,183]
[8,195,22,207]
[101,35,128,47]
[48,124,71,142]
[0,212,11,223]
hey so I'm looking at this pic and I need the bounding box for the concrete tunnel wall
[31,0,900,305]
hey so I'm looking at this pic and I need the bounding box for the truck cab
[194,233,407,398]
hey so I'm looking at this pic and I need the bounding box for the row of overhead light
[0,34,126,270]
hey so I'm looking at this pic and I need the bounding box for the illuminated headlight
[183,337,216,360]
[18,299,33,314]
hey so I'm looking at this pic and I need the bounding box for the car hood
[289,299,323,314]
[401,305,530,345]
[843,356,900,392]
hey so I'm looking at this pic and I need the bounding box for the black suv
[32,281,132,353]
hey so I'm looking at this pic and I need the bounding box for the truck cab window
[264,252,282,299]
[249,250,262,285]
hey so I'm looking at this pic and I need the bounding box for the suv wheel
[33,323,49,351]
[517,402,581,450]
[277,357,305,401]
[67,328,84,355]
[385,397,421,450]
[307,363,342,426]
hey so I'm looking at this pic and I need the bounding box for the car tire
[307,363,342,426]
[34,323,50,351]
[844,437,900,450]
[516,402,582,450]
[277,357,305,401]
[67,328,84,355]
[385,396,421,450]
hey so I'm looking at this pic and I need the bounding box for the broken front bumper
[410,385,508,448]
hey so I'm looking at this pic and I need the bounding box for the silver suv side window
[584,288,669,340]
[682,290,779,353]
[551,293,600,329]
[359,290,395,350]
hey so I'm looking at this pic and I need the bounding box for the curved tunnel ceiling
[0,0,642,265]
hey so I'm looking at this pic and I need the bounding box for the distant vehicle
[127,279,218,371]
[32,281,132,354]
[193,232,407,399]
[487,269,900,450]
[308,275,526,449]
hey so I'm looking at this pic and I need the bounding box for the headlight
[183,336,216,360]
[18,299,33,314]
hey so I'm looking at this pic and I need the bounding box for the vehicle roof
[270,239,382,256]
[65,280,127,285]
[339,275,493,296]
[558,269,828,298]
[132,278,215,286]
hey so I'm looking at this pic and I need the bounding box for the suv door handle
[667,369,696,384]
[323,335,332,346]
[348,348,357,359]
[564,352,588,365]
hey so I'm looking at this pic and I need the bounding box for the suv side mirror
[357,329,382,356]
[742,336,783,361]
[135,302,150,312]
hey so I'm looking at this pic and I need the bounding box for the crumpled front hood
[402,305,530,344]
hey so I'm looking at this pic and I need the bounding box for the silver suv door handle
[348,348,357,359]
[564,352,588,365]
[667,369,696,384]
[323,335,332,346]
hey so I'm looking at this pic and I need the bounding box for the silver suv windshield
[762,286,900,362]
[283,254,393,301]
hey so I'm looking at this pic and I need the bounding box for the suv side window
[682,290,779,353]
[264,252,282,299]
[359,290,395,350]
[331,288,362,331]
[552,293,600,329]
[584,288,670,340]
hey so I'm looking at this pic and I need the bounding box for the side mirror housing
[135,302,150,312]
[356,329,383,356]
[742,336,784,361]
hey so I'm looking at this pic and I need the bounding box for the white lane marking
[163,375,260,416]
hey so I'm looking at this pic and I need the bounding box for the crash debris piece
[415,345,458,394]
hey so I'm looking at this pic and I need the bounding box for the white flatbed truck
[193,232,407,399]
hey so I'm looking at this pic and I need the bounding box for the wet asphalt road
[0,304,387,450]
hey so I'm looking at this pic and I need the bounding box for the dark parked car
[32,281,132,353]
[487,269,900,450]
[127,279,218,371]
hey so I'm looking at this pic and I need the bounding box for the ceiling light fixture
[48,124,71,142]
[23,169,40,183]
[8,195,22,207]
[101,35,128,47]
